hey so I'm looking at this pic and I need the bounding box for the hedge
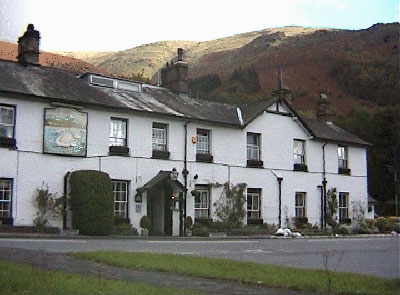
[69,170,114,236]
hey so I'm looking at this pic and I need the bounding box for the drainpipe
[277,177,283,228]
[181,121,190,236]
[63,171,71,230]
[322,142,328,229]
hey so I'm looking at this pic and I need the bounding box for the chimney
[18,24,40,65]
[316,92,335,121]
[161,48,188,96]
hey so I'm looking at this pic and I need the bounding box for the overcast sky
[0,0,398,52]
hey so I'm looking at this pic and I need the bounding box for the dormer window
[0,105,16,148]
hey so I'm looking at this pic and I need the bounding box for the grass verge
[74,251,399,295]
[0,259,193,295]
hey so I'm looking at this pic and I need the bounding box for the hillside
[0,40,108,74]
[59,24,398,115]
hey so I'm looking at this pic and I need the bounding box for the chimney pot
[177,48,184,61]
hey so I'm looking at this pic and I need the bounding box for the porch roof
[137,171,186,193]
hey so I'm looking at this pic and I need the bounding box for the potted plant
[140,215,151,236]
[184,216,193,237]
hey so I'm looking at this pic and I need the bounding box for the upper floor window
[152,123,169,159]
[196,129,213,162]
[293,139,307,171]
[247,188,261,223]
[197,129,210,154]
[194,185,210,219]
[338,145,351,174]
[338,192,349,223]
[0,105,16,148]
[293,140,305,164]
[152,123,168,151]
[110,118,127,147]
[112,180,128,218]
[247,133,260,161]
[295,192,306,218]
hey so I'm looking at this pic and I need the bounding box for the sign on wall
[43,107,88,156]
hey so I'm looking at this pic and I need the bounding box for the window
[247,188,261,221]
[110,118,127,147]
[197,129,210,154]
[112,180,128,218]
[338,192,349,223]
[247,133,260,161]
[293,140,305,164]
[0,179,12,219]
[338,145,350,174]
[194,185,210,219]
[295,192,306,218]
[0,105,16,148]
[152,123,168,151]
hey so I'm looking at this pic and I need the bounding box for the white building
[0,25,369,236]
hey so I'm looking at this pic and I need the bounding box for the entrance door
[163,188,173,235]
[147,185,173,236]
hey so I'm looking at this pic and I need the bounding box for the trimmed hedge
[70,170,114,236]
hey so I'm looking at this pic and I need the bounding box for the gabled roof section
[137,171,186,193]
[302,118,370,146]
[239,97,277,125]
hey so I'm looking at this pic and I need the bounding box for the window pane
[110,118,127,147]
[0,107,14,125]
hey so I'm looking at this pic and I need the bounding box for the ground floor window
[247,188,261,220]
[295,192,306,218]
[112,180,128,218]
[194,185,210,219]
[0,179,12,218]
[338,192,349,223]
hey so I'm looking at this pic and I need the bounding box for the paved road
[0,236,398,279]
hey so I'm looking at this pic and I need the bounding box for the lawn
[75,251,399,295]
[0,259,193,295]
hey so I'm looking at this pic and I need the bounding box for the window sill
[247,218,263,225]
[109,146,130,156]
[338,167,351,175]
[152,150,170,159]
[196,153,213,163]
[0,137,16,149]
[293,163,308,172]
[247,160,263,168]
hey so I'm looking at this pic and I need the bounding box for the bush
[70,170,114,236]
[184,216,193,230]
[193,222,209,237]
[140,216,151,230]
[336,225,351,235]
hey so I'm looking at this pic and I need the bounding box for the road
[0,236,398,279]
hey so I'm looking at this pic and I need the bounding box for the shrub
[336,225,351,235]
[376,217,389,232]
[140,216,151,230]
[70,170,114,236]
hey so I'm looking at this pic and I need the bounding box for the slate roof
[0,59,369,146]
[137,171,186,193]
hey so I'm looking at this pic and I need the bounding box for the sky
[0,0,398,52]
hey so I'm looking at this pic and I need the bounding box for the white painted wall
[0,95,368,232]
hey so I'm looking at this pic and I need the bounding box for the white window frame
[247,133,261,161]
[112,180,128,218]
[338,145,348,169]
[0,179,12,218]
[338,192,349,222]
[0,105,15,139]
[295,192,306,218]
[152,123,168,151]
[109,118,127,147]
[293,139,305,164]
[196,129,210,154]
[247,189,261,220]
[194,186,210,219]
